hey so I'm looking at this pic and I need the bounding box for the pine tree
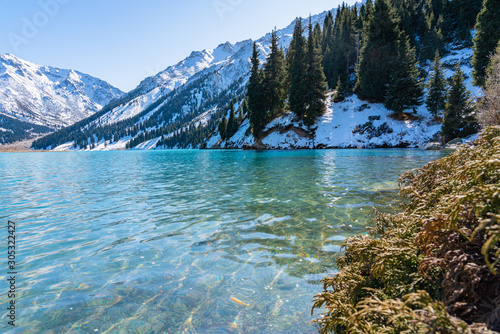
[242,99,249,117]
[421,6,445,61]
[323,9,343,88]
[442,64,477,142]
[304,17,328,125]
[227,101,238,138]
[218,116,227,141]
[339,6,358,88]
[263,29,288,119]
[355,0,401,101]
[288,19,308,119]
[384,35,424,115]
[322,11,335,84]
[238,104,244,123]
[472,0,500,87]
[426,51,448,117]
[442,0,483,47]
[391,0,425,48]
[333,77,347,103]
[247,43,266,137]
[313,23,323,50]
[323,6,358,89]
[363,0,374,21]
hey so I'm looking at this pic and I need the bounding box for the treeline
[0,115,53,145]
[32,68,248,150]
[223,0,499,143]
[243,19,327,139]
[32,0,500,149]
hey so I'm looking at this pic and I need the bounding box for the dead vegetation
[477,47,500,128]
[312,126,500,333]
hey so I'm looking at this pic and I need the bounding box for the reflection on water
[0,149,445,333]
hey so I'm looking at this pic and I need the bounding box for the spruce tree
[339,6,358,88]
[442,64,477,142]
[363,0,374,21]
[323,9,344,88]
[263,29,288,119]
[421,8,445,61]
[355,0,401,101]
[218,116,228,141]
[426,51,448,117]
[313,23,323,50]
[322,12,335,85]
[323,6,358,89]
[391,0,425,48]
[227,101,237,138]
[247,43,266,137]
[304,17,328,125]
[384,35,424,115]
[333,77,347,103]
[242,99,249,118]
[472,0,500,87]
[288,19,308,119]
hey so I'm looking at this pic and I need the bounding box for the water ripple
[0,149,445,333]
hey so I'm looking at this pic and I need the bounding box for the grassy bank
[312,127,500,334]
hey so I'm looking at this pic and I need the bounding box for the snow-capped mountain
[87,29,300,128]
[33,12,333,150]
[0,53,124,132]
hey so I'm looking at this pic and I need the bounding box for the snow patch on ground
[206,47,480,150]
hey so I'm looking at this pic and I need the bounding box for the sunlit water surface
[0,149,446,333]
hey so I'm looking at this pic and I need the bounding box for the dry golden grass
[312,127,500,333]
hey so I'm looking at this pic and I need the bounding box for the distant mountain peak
[0,54,124,136]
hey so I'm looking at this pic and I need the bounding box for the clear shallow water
[0,149,446,333]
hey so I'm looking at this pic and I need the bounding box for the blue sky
[0,0,357,92]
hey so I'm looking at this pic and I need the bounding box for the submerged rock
[423,142,442,150]
[443,137,464,149]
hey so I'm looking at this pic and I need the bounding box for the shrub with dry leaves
[312,127,500,333]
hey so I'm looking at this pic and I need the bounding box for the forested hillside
[32,0,500,151]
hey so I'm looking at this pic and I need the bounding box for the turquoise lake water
[0,149,446,333]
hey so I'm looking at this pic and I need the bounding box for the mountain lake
[0,149,447,333]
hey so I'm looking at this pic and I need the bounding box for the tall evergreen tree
[242,99,249,117]
[390,0,425,48]
[442,0,482,46]
[355,0,401,101]
[263,29,288,119]
[218,116,228,141]
[442,64,477,142]
[333,77,347,103]
[421,1,445,61]
[227,100,238,138]
[472,0,500,87]
[304,17,328,125]
[247,43,266,137]
[323,6,358,89]
[384,35,424,115]
[313,23,323,50]
[322,11,334,55]
[339,6,358,88]
[288,19,308,119]
[363,0,374,21]
[426,51,448,117]
[323,8,344,88]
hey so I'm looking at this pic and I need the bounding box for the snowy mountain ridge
[71,11,334,133]
[0,53,124,133]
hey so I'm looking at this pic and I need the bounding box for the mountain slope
[206,48,480,149]
[31,12,333,151]
[0,54,124,144]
